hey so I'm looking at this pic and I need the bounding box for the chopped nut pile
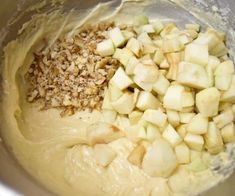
[25,22,120,116]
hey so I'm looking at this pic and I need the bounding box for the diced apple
[160,23,176,37]
[125,125,142,143]
[208,55,220,71]
[166,109,180,127]
[128,145,146,168]
[86,122,124,145]
[125,56,139,75]
[206,63,214,87]
[142,139,178,177]
[195,87,220,117]
[129,110,143,124]
[138,32,153,45]
[219,102,232,112]
[213,109,234,129]
[101,110,117,124]
[136,91,160,111]
[204,122,224,154]
[114,115,130,130]
[109,83,123,101]
[109,27,126,47]
[163,84,185,111]
[138,126,147,139]
[94,144,117,167]
[126,38,143,57]
[184,133,204,151]
[134,15,149,26]
[185,24,200,32]
[179,33,193,45]
[102,89,113,110]
[221,123,235,143]
[111,67,133,90]
[187,113,208,134]
[221,75,235,103]
[152,74,170,95]
[152,19,164,34]
[121,30,135,40]
[176,124,187,138]
[214,60,235,75]
[113,48,122,59]
[153,48,165,65]
[179,112,195,124]
[215,74,232,91]
[185,29,198,39]
[146,124,162,141]
[162,38,184,53]
[160,59,170,69]
[177,61,209,89]
[96,39,115,57]
[119,48,134,67]
[190,150,202,161]
[175,143,190,164]
[165,52,183,67]
[182,92,194,108]
[134,63,159,83]
[143,109,167,128]
[162,124,182,146]
[133,76,153,92]
[141,24,155,33]
[111,92,135,114]
[184,43,209,66]
[210,42,228,57]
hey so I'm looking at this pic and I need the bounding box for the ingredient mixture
[1,1,235,196]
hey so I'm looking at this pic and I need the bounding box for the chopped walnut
[25,22,120,117]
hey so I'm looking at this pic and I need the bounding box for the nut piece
[127,145,146,168]
[86,122,124,145]
[94,144,117,167]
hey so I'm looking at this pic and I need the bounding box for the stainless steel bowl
[0,0,235,195]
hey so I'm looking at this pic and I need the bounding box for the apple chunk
[163,124,182,147]
[213,109,234,129]
[221,75,235,103]
[177,61,209,89]
[184,133,204,151]
[175,143,190,164]
[221,123,235,143]
[143,109,167,128]
[187,113,208,135]
[111,67,133,90]
[134,63,159,83]
[184,43,209,66]
[126,38,143,57]
[196,87,220,117]
[142,139,178,177]
[96,39,115,57]
[136,91,160,111]
[109,27,126,47]
[128,145,146,168]
[152,74,170,95]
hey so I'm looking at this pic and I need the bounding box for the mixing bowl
[0,0,235,195]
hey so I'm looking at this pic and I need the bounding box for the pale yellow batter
[1,1,235,196]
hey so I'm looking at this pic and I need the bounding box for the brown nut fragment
[86,122,124,145]
[127,145,146,168]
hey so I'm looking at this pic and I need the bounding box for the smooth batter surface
[1,0,235,195]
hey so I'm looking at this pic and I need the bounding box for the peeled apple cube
[119,48,134,67]
[152,74,170,95]
[126,38,143,57]
[177,61,209,89]
[221,123,235,143]
[111,67,133,90]
[207,55,220,71]
[166,109,180,127]
[184,43,209,66]
[175,143,190,164]
[162,124,182,146]
[111,92,135,114]
[162,38,184,53]
[146,124,162,141]
[221,75,235,103]
[215,74,232,91]
[136,91,160,111]
[143,109,167,128]
[109,83,123,101]
[141,24,155,33]
[152,20,164,34]
[125,56,139,75]
[214,60,235,75]
[109,27,126,47]
[204,122,224,154]
[213,109,234,129]
[184,133,204,151]
[94,144,117,167]
[102,90,113,110]
[153,48,165,65]
[179,112,195,124]
[182,92,194,108]
[176,124,188,138]
[210,42,228,57]
[195,87,220,117]
[137,32,153,45]
[133,76,153,92]
[96,39,115,57]
[187,113,208,135]
[138,126,147,139]
[142,139,178,178]
[134,63,159,83]
[129,111,143,124]
[163,84,185,111]
[187,157,207,172]
[134,15,149,26]
[128,145,146,168]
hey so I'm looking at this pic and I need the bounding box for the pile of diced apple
[96,15,235,177]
